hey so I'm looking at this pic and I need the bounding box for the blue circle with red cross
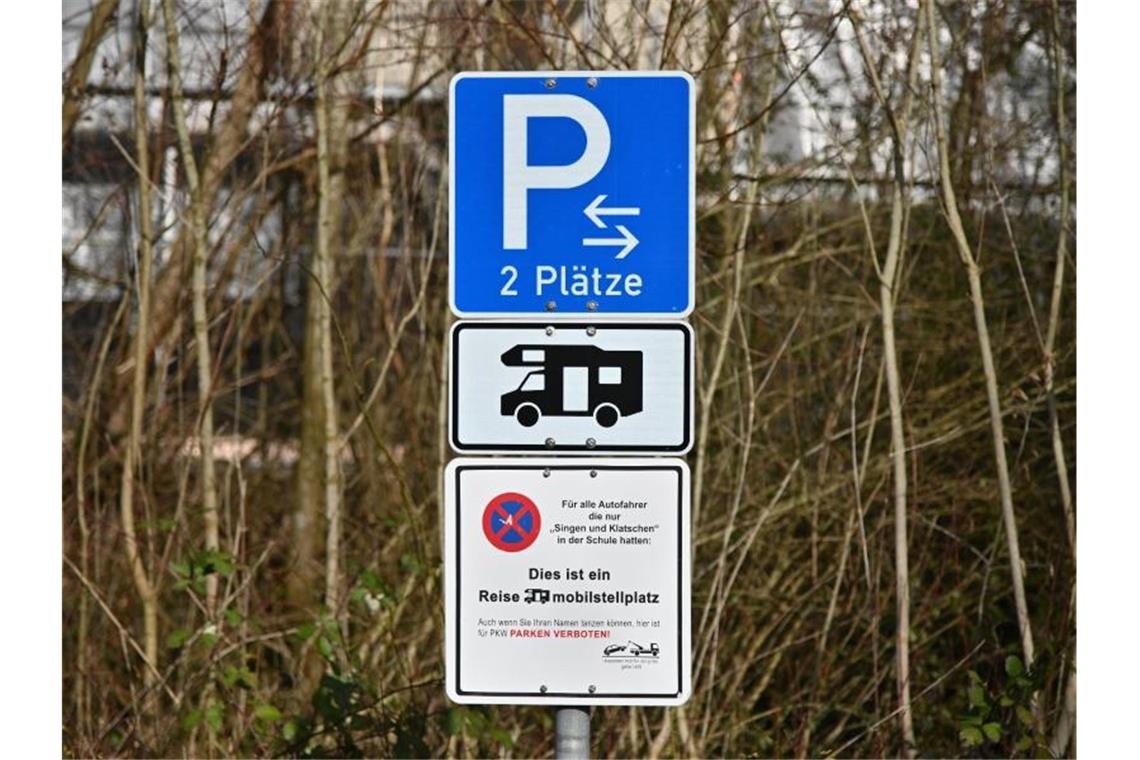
[482,492,541,552]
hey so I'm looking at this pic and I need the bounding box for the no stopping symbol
[482,492,541,552]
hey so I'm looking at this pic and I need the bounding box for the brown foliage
[62,1,1075,757]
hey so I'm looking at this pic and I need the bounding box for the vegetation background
[61,0,1075,757]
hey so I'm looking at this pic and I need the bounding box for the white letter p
[502,94,610,250]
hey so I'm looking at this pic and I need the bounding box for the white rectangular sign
[444,458,691,706]
[449,321,693,454]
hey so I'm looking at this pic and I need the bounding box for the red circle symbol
[482,492,541,552]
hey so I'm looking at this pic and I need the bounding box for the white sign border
[448,320,694,455]
[447,70,696,320]
[444,457,692,706]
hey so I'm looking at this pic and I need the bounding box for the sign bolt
[586,438,597,449]
[586,326,597,336]
[586,300,598,312]
[588,684,597,693]
[546,300,557,312]
[544,78,556,89]
[587,77,598,89]
[590,469,597,478]
[545,325,555,336]
[540,684,548,693]
[545,437,556,448]
[543,468,551,478]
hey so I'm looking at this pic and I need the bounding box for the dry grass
[61,1,1075,757]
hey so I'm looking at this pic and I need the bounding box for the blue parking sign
[449,71,694,318]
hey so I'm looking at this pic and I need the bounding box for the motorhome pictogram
[499,344,643,428]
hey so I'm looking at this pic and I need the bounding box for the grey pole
[554,706,591,759]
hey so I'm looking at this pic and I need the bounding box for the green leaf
[466,710,486,734]
[960,726,984,747]
[282,719,298,742]
[196,550,236,578]
[400,553,425,575]
[166,628,192,650]
[360,569,388,594]
[999,695,1014,707]
[967,685,987,708]
[1005,655,1025,677]
[317,634,335,661]
[489,727,514,747]
[1016,705,1035,727]
[446,708,465,736]
[204,701,223,733]
[182,709,203,732]
[1015,735,1034,751]
[254,703,283,723]
[967,669,983,684]
[224,608,242,628]
[222,665,256,690]
[982,722,1002,742]
[198,626,219,648]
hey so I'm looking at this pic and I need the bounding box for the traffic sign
[482,492,542,552]
[449,71,695,318]
[444,458,691,706]
[449,321,693,454]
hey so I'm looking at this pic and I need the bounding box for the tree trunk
[315,0,349,617]
[1046,0,1076,752]
[117,0,159,720]
[851,12,924,755]
[162,0,220,619]
[924,0,1037,678]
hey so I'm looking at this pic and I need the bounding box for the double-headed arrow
[582,194,640,259]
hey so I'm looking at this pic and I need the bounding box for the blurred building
[63,0,1061,304]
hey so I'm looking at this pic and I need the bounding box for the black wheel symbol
[515,403,540,427]
[594,403,619,428]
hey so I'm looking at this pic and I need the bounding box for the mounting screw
[540,684,548,693]
[545,437,556,448]
[545,325,555,336]
[586,326,597,337]
[588,684,597,693]
[543,468,551,478]
[544,78,556,89]
[586,438,597,449]
[586,300,598,312]
[587,77,598,89]
[590,469,598,478]
[546,300,557,312]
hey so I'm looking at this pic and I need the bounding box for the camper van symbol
[500,345,643,428]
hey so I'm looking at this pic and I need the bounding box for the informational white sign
[449,321,693,454]
[444,458,691,706]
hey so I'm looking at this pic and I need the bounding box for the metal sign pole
[554,706,591,759]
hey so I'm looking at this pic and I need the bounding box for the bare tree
[850,8,924,754]
[924,0,1037,682]
[314,0,350,617]
[60,2,1077,756]
[116,0,160,719]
